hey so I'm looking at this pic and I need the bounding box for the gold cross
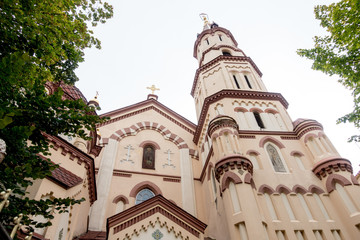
[146,84,160,95]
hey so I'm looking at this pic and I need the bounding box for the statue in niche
[142,145,155,169]
[266,144,286,172]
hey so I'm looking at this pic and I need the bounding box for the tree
[297,0,360,141]
[0,0,113,233]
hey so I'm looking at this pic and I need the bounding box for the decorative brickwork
[214,155,253,181]
[312,158,353,180]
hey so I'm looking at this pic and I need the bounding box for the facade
[27,21,360,240]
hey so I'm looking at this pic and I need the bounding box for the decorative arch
[219,129,235,136]
[326,174,352,193]
[109,121,189,149]
[258,184,275,194]
[249,107,263,113]
[276,185,292,194]
[290,151,304,157]
[246,150,260,155]
[221,171,242,192]
[129,181,162,198]
[234,107,248,112]
[308,185,325,195]
[292,185,308,194]
[304,133,318,143]
[264,108,279,114]
[244,172,253,184]
[259,136,285,149]
[112,195,129,204]
[139,140,160,150]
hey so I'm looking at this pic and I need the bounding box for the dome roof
[60,83,87,103]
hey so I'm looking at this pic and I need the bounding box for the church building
[27,18,360,240]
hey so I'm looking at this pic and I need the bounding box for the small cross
[146,84,160,95]
[163,149,175,168]
[95,91,99,99]
[121,145,134,164]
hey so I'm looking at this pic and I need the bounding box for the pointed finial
[146,84,160,95]
[88,91,100,108]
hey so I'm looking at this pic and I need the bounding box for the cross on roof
[146,84,160,95]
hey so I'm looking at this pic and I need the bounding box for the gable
[107,195,206,240]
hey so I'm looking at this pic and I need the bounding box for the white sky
[76,0,360,173]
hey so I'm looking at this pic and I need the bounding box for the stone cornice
[207,115,239,137]
[44,133,97,204]
[293,119,323,139]
[194,26,238,58]
[107,195,207,238]
[191,55,262,97]
[214,154,253,181]
[193,90,289,144]
[98,99,196,134]
[199,44,246,66]
[312,157,353,180]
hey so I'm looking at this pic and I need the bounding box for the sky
[76,0,360,173]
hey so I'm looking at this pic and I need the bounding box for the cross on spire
[147,84,160,95]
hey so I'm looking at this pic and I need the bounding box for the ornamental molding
[193,89,288,144]
[191,55,262,96]
[214,154,253,181]
[312,157,353,180]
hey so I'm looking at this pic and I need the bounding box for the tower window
[253,112,265,129]
[206,38,209,45]
[233,75,240,89]
[219,35,222,41]
[222,51,232,56]
[244,75,252,89]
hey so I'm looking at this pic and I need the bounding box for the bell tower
[193,16,360,240]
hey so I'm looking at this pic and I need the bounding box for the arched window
[253,112,265,129]
[135,188,155,205]
[222,50,232,56]
[233,75,241,89]
[142,144,155,169]
[266,144,287,172]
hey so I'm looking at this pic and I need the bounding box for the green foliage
[0,0,112,233]
[297,0,360,141]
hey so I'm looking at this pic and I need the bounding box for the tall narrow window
[233,75,241,89]
[238,222,248,240]
[135,188,155,205]
[266,144,287,172]
[313,230,324,240]
[294,230,306,240]
[297,193,314,220]
[313,193,330,220]
[264,193,278,220]
[249,153,260,170]
[276,230,286,240]
[229,181,241,213]
[219,35,223,41]
[253,112,265,129]
[280,193,296,220]
[115,201,124,214]
[244,75,252,89]
[331,230,342,240]
[142,145,155,169]
[335,183,357,214]
[262,223,270,240]
[206,38,209,45]
[294,154,305,170]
